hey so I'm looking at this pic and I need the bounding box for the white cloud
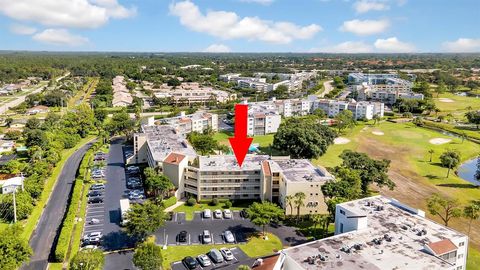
[374,37,415,52]
[32,29,89,46]
[442,38,480,53]
[311,41,374,53]
[169,0,322,44]
[239,0,274,5]
[0,0,136,29]
[204,44,231,53]
[354,0,390,13]
[340,19,389,36]
[9,24,37,35]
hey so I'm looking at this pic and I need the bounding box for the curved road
[22,140,94,270]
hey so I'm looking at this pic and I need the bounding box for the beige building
[147,82,236,104]
[159,111,218,135]
[132,124,334,214]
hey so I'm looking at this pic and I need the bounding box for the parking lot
[154,210,257,246]
[81,138,137,250]
[170,247,255,270]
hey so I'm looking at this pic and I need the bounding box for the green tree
[439,150,461,178]
[427,193,462,227]
[0,191,34,221]
[428,149,434,162]
[187,131,219,155]
[436,82,447,97]
[312,108,327,119]
[322,167,362,201]
[463,201,480,237]
[294,192,306,224]
[273,117,336,159]
[465,111,480,129]
[0,225,32,270]
[107,109,136,138]
[237,265,251,270]
[125,200,167,240]
[69,249,105,270]
[144,168,174,199]
[247,202,284,237]
[339,150,394,195]
[372,114,380,125]
[334,110,355,133]
[285,195,294,216]
[133,241,163,270]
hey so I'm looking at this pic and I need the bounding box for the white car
[220,248,234,261]
[197,254,212,267]
[224,230,235,243]
[202,230,212,244]
[84,232,102,244]
[203,209,212,218]
[223,209,232,219]
[213,209,222,219]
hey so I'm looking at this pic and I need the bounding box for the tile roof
[164,152,186,165]
[427,239,458,256]
[262,160,271,177]
[252,254,280,270]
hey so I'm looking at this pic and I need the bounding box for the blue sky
[0,0,479,53]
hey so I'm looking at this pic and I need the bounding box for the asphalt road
[22,140,94,270]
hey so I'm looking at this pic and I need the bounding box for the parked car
[81,245,98,250]
[202,230,212,244]
[90,184,105,190]
[240,208,249,218]
[223,209,232,219]
[88,197,103,204]
[197,254,212,267]
[182,256,198,270]
[83,232,102,245]
[178,231,188,243]
[224,230,235,243]
[208,249,224,263]
[203,209,212,218]
[89,218,100,225]
[213,209,222,219]
[220,248,234,261]
[88,190,103,197]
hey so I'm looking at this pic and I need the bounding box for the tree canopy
[69,250,105,270]
[125,200,167,240]
[247,201,284,236]
[133,241,163,270]
[0,225,32,270]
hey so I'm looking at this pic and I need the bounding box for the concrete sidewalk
[164,199,186,212]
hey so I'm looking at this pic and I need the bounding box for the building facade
[159,111,218,135]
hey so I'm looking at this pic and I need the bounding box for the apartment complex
[159,111,218,135]
[112,76,133,107]
[247,96,384,122]
[146,82,236,104]
[131,124,334,214]
[220,71,316,92]
[274,196,468,270]
[348,73,423,104]
[246,102,282,136]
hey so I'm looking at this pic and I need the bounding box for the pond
[457,158,480,186]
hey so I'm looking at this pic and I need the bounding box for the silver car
[197,254,212,267]
[220,248,234,261]
[202,230,212,244]
[224,230,235,243]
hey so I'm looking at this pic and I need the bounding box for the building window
[457,266,463,270]
[458,254,464,259]
[459,242,465,247]
[340,223,344,233]
[340,209,345,215]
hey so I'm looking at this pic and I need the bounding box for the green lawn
[172,201,245,221]
[21,135,96,239]
[161,233,282,269]
[434,93,480,113]
[467,246,480,270]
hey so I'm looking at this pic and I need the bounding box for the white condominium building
[147,82,236,104]
[221,71,317,92]
[275,196,468,270]
[160,111,218,135]
[132,124,335,215]
[246,103,282,135]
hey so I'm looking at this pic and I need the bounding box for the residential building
[131,124,334,214]
[0,140,15,153]
[112,75,133,107]
[0,176,24,194]
[159,111,218,135]
[26,105,50,115]
[148,82,236,104]
[348,73,422,104]
[275,196,468,270]
[246,103,282,135]
[221,71,316,92]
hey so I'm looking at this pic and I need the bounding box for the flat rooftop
[142,125,197,162]
[270,159,333,183]
[283,196,466,269]
[199,155,270,172]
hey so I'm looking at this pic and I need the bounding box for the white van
[203,209,212,218]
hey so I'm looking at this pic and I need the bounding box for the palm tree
[285,195,294,217]
[372,114,380,125]
[294,192,306,224]
[428,149,434,162]
[464,201,480,236]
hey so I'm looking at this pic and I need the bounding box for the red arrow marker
[229,104,253,167]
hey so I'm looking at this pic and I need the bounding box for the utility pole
[13,189,17,223]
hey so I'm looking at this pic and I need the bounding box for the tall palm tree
[294,192,306,224]
[464,201,480,236]
[285,195,294,217]
[428,149,434,162]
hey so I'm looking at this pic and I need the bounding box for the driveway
[22,140,94,270]
[104,250,136,270]
[318,80,334,98]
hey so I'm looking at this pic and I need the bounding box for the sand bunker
[438,98,454,103]
[372,131,384,136]
[334,137,351,144]
[429,138,452,145]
